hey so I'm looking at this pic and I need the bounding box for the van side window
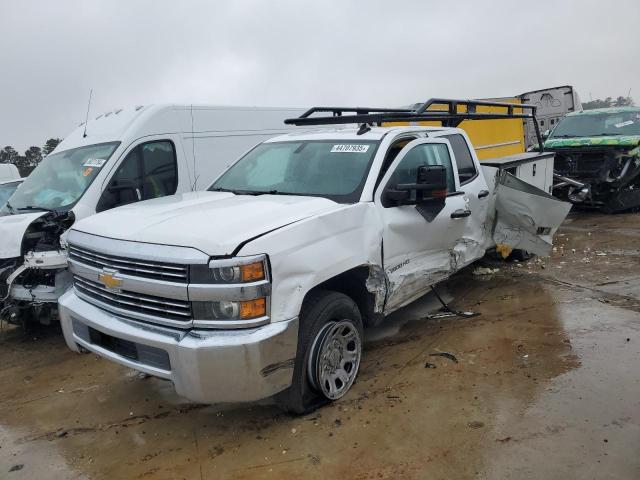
[96,140,177,213]
[440,134,477,184]
[141,141,178,199]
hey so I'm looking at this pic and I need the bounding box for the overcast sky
[1,0,639,151]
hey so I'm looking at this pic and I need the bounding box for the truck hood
[545,135,640,149]
[0,211,48,258]
[72,191,343,255]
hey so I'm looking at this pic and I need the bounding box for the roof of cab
[264,125,446,142]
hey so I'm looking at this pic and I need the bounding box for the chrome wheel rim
[308,320,362,400]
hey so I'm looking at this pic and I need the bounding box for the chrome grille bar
[74,276,192,322]
[68,244,188,282]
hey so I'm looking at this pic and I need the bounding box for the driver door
[375,138,468,313]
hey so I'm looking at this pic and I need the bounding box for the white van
[0,163,21,183]
[0,104,304,326]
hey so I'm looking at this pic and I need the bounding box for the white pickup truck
[59,100,571,413]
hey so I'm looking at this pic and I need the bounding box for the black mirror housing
[396,165,448,201]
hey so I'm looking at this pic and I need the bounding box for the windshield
[210,140,379,203]
[550,111,640,139]
[3,142,119,213]
[0,181,21,207]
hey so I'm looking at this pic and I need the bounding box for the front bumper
[59,290,299,404]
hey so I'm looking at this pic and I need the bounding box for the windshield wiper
[4,201,16,215]
[245,190,303,197]
[18,205,56,213]
[210,187,239,194]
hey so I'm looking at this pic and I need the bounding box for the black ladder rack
[284,98,544,151]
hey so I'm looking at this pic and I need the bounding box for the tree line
[582,96,634,110]
[0,138,62,176]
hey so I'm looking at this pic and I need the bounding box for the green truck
[548,107,640,212]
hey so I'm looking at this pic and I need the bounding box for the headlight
[190,254,271,328]
[190,255,268,284]
[192,297,267,321]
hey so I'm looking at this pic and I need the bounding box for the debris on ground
[430,352,459,363]
[424,362,437,369]
[467,421,485,429]
[472,267,499,276]
[9,465,24,472]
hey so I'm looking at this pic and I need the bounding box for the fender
[239,203,384,322]
[0,212,48,258]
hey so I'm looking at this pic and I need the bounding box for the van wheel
[275,290,363,415]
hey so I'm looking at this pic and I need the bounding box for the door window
[388,143,456,200]
[140,141,178,199]
[97,140,177,212]
[441,134,477,184]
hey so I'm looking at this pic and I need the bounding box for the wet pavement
[1,212,639,479]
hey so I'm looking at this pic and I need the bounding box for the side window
[141,141,178,200]
[388,143,455,203]
[374,136,418,191]
[96,148,142,212]
[441,134,477,184]
[96,140,177,213]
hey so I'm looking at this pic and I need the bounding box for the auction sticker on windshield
[331,144,370,153]
[83,158,108,168]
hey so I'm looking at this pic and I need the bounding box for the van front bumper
[59,290,299,404]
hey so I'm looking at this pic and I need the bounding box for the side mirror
[398,165,448,203]
[383,165,448,207]
[542,129,551,140]
[108,178,137,193]
[97,179,141,213]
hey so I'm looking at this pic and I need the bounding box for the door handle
[477,190,489,199]
[451,209,471,219]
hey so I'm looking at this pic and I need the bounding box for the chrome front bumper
[59,290,299,404]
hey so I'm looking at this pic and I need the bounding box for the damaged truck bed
[57,99,572,413]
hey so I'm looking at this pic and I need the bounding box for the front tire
[276,290,363,414]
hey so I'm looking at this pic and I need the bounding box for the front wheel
[276,290,363,414]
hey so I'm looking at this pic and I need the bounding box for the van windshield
[3,142,120,213]
[210,140,378,203]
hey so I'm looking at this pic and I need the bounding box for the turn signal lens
[240,297,267,319]
[240,261,266,282]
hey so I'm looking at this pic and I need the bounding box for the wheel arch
[300,265,386,328]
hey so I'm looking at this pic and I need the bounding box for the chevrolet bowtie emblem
[99,270,123,290]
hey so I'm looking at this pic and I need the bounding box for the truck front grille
[73,275,192,322]
[68,244,188,283]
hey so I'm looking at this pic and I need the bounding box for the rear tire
[275,290,363,415]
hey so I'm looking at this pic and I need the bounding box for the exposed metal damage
[365,264,387,314]
[0,210,74,326]
[553,144,640,211]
